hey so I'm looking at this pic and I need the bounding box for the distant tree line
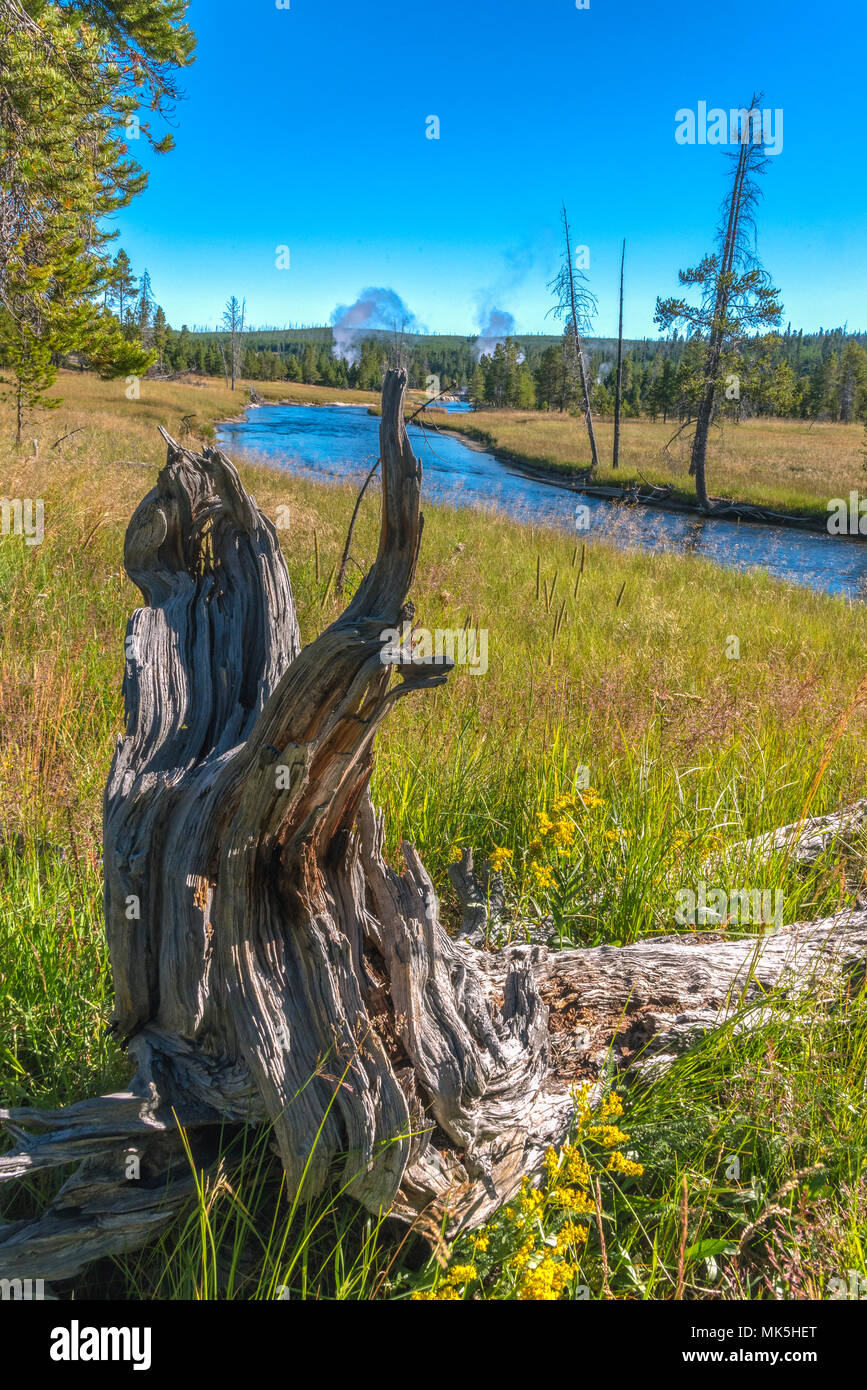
[511,328,867,426]
[155,317,866,425]
[103,245,867,428]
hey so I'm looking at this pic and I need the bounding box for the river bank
[181,379,855,541]
[425,407,862,532]
[426,419,854,538]
[218,399,867,597]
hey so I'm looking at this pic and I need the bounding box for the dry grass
[435,409,865,518]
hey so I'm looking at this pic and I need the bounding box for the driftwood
[1,368,866,1287]
[730,802,867,867]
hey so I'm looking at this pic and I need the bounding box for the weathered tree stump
[1,368,866,1284]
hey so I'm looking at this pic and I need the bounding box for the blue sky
[112,0,866,339]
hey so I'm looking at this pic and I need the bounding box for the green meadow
[1,372,866,1299]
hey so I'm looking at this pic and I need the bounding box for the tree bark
[612,239,625,469]
[560,211,600,471]
[2,369,865,1287]
[688,126,751,509]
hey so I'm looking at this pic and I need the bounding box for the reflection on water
[217,403,867,601]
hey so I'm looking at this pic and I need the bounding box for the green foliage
[0,0,193,431]
[471,339,537,408]
[180,321,867,426]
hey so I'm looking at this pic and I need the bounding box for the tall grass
[1,372,865,1298]
[410,979,867,1300]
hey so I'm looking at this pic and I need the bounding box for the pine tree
[176,324,191,371]
[469,362,487,406]
[0,309,60,445]
[0,227,152,441]
[655,94,781,508]
[653,358,678,423]
[108,250,138,330]
[136,270,156,347]
[220,295,246,389]
[152,305,168,365]
[301,342,318,385]
[0,1,194,429]
[838,340,867,423]
[513,360,536,409]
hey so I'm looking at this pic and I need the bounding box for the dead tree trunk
[1,368,866,1285]
[612,239,625,470]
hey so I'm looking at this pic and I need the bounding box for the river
[216,403,867,601]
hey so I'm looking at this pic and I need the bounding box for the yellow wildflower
[556,1221,589,1250]
[517,1184,545,1215]
[551,818,576,852]
[598,1092,625,1122]
[412,1284,461,1300]
[552,1186,596,1216]
[511,1236,536,1271]
[571,1083,595,1127]
[531,862,555,891]
[606,1151,644,1177]
[587,1123,630,1148]
[489,847,513,872]
[448,844,463,863]
[519,1256,578,1300]
[560,1145,592,1187]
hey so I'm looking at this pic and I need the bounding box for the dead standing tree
[221,293,246,391]
[549,204,600,472]
[2,368,867,1284]
[612,239,626,470]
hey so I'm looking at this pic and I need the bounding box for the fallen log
[729,802,867,867]
[2,368,865,1286]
